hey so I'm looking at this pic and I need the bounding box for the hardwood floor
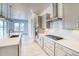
[20,35,47,56]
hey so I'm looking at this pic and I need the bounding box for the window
[3,21,7,39]
[20,23,24,31]
[0,21,3,40]
[14,23,19,31]
[14,22,25,32]
[0,20,7,40]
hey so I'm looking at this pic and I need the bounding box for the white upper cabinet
[58,3,63,18]
[63,3,79,30]
[52,3,63,19]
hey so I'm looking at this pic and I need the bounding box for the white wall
[28,16,32,38]
[28,11,38,39]
[39,4,53,28]
[39,4,53,18]
[12,4,28,20]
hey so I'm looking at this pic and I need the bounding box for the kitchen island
[0,33,21,56]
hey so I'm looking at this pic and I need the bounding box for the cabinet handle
[54,42,56,56]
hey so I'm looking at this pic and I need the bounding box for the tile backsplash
[47,20,79,41]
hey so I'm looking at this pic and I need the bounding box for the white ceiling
[10,3,50,19]
[12,3,50,14]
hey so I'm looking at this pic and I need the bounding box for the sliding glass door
[0,21,4,40]
[12,20,28,35]
[20,23,24,32]
[14,23,20,32]
[14,22,25,33]
[3,21,7,39]
[0,20,7,40]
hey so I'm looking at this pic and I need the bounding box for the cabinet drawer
[36,38,43,48]
[44,40,54,52]
[44,37,54,56]
[63,47,79,56]
[55,43,67,56]
[44,40,54,46]
[44,46,54,56]
[56,43,79,56]
[44,37,54,45]
[55,43,64,50]
[44,44,54,52]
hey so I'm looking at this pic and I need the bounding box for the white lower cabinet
[55,43,79,56]
[35,36,44,48]
[62,45,79,56]
[43,37,54,56]
[44,46,54,56]
[0,45,19,56]
[55,43,71,56]
[37,36,79,56]
[40,37,44,48]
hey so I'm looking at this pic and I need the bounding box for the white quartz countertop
[51,37,79,53]
[44,34,79,53]
[39,31,79,53]
[0,33,21,48]
[0,37,20,47]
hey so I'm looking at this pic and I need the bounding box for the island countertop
[0,33,21,48]
[0,38,19,48]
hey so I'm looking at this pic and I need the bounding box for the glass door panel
[14,23,20,32]
[0,21,3,41]
[3,21,7,39]
[20,23,24,32]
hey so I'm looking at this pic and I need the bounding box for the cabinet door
[40,37,44,48]
[44,45,54,56]
[63,3,79,30]
[0,45,19,56]
[35,36,44,49]
[36,38,41,46]
[38,16,42,28]
[62,45,79,56]
[44,37,54,56]
[55,43,69,56]
[55,43,79,56]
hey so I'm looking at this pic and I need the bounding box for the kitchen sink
[46,35,63,40]
[10,35,19,38]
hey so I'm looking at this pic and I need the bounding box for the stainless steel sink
[46,35,63,40]
[10,35,19,38]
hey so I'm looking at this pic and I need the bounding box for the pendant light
[8,5,12,21]
[5,3,9,20]
[9,5,12,20]
[0,3,9,19]
[5,4,12,21]
[0,3,4,18]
